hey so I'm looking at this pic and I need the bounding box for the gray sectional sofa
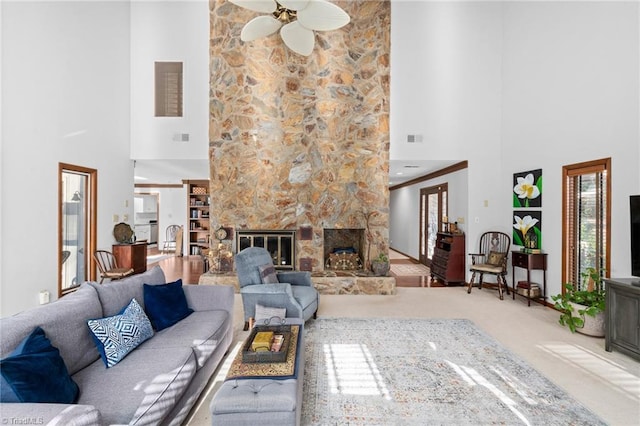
[0,266,234,425]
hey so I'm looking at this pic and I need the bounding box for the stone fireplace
[207,0,391,273]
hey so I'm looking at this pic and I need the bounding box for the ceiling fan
[229,0,350,56]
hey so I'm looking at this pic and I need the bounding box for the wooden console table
[113,242,147,274]
[511,251,547,306]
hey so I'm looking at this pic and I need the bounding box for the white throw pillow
[254,304,286,326]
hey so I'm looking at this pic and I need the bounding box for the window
[155,62,183,117]
[562,158,611,290]
[59,164,97,296]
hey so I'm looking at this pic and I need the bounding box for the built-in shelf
[185,180,210,256]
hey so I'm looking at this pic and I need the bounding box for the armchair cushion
[259,264,279,284]
[487,251,506,267]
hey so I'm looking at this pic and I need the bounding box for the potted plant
[551,267,606,336]
[371,252,390,276]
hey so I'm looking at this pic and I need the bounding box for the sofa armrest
[276,271,312,287]
[183,284,234,316]
[0,403,101,426]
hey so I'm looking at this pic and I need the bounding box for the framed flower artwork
[513,169,542,208]
[513,210,542,249]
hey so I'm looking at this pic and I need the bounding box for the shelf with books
[185,179,210,256]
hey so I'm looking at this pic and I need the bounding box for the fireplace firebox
[323,228,365,271]
[236,230,296,270]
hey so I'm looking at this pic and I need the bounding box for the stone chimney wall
[208,0,390,271]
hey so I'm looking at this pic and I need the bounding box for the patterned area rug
[390,263,430,276]
[302,318,605,425]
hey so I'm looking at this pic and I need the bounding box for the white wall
[130,0,209,161]
[501,1,640,289]
[1,1,132,315]
[390,1,640,298]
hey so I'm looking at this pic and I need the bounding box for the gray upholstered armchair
[235,247,319,330]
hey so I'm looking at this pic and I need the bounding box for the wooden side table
[113,242,147,274]
[511,251,547,306]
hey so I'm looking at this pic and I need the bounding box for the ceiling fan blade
[280,21,315,56]
[278,0,310,12]
[229,0,277,14]
[241,16,282,41]
[297,0,350,31]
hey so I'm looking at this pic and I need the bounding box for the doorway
[59,163,97,296]
[134,193,159,246]
[419,183,448,266]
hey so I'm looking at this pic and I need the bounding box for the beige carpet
[184,288,640,426]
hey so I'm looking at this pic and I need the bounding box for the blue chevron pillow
[87,298,154,368]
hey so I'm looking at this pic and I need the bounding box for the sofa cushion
[73,346,196,426]
[1,326,79,403]
[0,283,102,375]
[142,310,231,369]
[143,279,193,331]
[89,265,166,317]
[87,299,154,368]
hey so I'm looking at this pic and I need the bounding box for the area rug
[302,318,605,425]
[390,263,430,276]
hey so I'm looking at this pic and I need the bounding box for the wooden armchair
[94,250,134,283]
[467,231,511,300]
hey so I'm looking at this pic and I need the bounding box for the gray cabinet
[604,278,640,361]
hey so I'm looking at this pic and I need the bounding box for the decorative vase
[569,301,605,337]
[371,261,390,277]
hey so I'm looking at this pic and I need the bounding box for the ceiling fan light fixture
[280,21,315,56]
[230,0,350,56]
[241,15,282,41]
[297,0,350,31]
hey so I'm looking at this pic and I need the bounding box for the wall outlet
[123,214,129,222]
[39,290,50,305]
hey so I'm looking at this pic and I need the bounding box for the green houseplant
[551,267,606,336]
[371,252,390,276]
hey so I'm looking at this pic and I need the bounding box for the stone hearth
[198,272,396,296]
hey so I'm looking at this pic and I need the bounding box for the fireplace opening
[324,228,365,271]
[236,230,296,270]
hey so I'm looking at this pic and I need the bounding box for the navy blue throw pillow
[143,279,194,331]
[0,326,79,403]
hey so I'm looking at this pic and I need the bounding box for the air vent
[407,134,423,143]
[404,165,420,168]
